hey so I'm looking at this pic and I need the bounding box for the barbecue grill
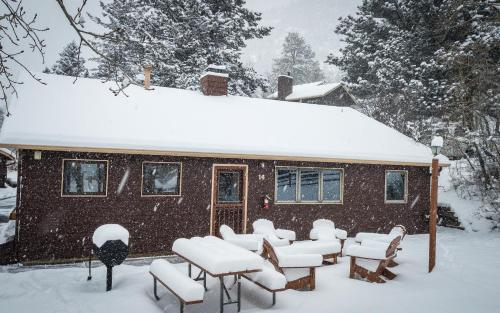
[87,224,129,291]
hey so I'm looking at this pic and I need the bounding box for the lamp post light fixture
[429,136,444,273]
[431,136,443,156]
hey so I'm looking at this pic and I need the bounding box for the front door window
[217,171,241,203]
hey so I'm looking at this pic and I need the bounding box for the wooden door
[210,164,248,236]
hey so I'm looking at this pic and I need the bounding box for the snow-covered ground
[439,161,494,232]
[1,228,498,313]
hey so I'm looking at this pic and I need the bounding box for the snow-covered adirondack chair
[354,225,407,244]
[252,219,295,247]
[219,224,264,253]
[309,219,348,253]
[244,239,322,292]
[345,236,401,283]
[355,225,406,266]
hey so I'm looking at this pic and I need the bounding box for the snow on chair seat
[345,236,401,283]
[277,240,342,264]
[219,224,264,253]
[252,219,295,247]
[149,259,204,312]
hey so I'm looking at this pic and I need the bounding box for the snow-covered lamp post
[429,136,443,273]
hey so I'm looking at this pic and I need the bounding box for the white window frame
[384,170,408,204]
[274,166,344,204]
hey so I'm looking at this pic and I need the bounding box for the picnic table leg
[153,277,160,300]
[237,275,241,312]
[180,302,184,313]
[219,277,224,313]
[272,292,276,306]
[203,271,207,291]
[188,263,192,278]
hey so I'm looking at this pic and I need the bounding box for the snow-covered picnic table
[172,236,263,313]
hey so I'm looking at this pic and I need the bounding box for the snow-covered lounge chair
[309,219,348,253]
[354,225,406,244]
[247,239,322,291]
[149,259,204,312]
[345,236,401,283]
[355,225,406,267]
[252,219,296,247]
[219,224,264,253]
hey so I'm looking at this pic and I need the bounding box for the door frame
[210,163,249,235]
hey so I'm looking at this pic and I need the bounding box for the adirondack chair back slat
[386,236,402,258]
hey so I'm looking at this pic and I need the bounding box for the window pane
[300,169,319,201]
[276,169,297,201]
[63,160,106,195]
[386,171,406,201]
[217,171,241,203]
[143,163,180,195]
[323,169,341,201]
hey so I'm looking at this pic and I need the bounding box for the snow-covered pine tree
[50,41,89,77]
[91,0,271,96]
[327,0,448,141]
[329,0,499,218]
[271,32,324,86]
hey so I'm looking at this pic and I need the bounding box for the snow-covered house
[0,68,447,264]
[268,75,357,108]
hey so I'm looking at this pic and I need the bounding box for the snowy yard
[1,228,498,313]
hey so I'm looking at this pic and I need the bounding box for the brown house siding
[15,149,430,264]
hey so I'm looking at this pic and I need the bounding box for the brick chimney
[278,74,293,100]
[200,65,228,96]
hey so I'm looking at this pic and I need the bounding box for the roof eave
[0,143,447,167]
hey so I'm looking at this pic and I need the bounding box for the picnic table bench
[172,236,263,313]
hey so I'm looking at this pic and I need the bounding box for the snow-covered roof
[0,148,15,160]
[268,81,346,101]
[0,73,448,166]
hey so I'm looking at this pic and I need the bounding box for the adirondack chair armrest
[345,245,388,260]
[334,228,348,240]
[276,229,296,241]
[277,253,323,268]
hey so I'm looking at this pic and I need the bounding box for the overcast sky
[14,0,360,82]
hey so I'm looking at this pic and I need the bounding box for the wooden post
[429,158,439,272]
[144,65,152,89]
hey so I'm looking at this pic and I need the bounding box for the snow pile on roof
[0,73,446,165]
[268,81,343,101]
[92,224,129,248]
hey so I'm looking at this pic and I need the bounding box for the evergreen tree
[91,0,271,96]
[272,32,324,86]
[329,0,499,215]
[50,41,89,77]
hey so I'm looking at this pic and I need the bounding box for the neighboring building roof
[0,73,447,166]
[268,81,346,101]
[0,148,15,161]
